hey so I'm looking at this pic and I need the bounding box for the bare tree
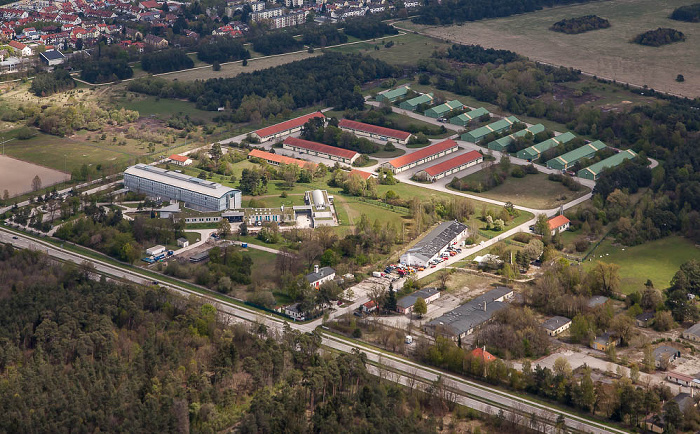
[368,284,386,312]
[31,175,42,192]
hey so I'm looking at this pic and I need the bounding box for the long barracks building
[282,136,359,164]
[123,164,242,212]
[546,140,607,171]
[415,150,483,182]
[338,119,413,145]
[382,139,459,174]
[248,149,317,169]
[251,112,325,142]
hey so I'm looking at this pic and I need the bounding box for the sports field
[409,0,700,97]
[586,236,699,294]
[0,155,69,197]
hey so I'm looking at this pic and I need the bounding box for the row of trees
[196,37,251,63]
[29,69,75,97]
[141,48,194,73]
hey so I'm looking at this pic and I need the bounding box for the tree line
[446,43,520,64]
[29,69,75,97]
[127,53,395,111]
[550,15,611,34]
[141,48,194,73]
[196,37,251,63]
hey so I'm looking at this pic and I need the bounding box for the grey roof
[427,287,513,336]
[593,332,614,345]
[189,251,209,261]
[542,316,571,331]
[587,295,609,308]
[40,50,65,60]
[684,322,700,337]
[636,311,655,322]
[397,287,440,309]
[654,345,680,361]
[157,203,181,212]
[124,164,239,199]
[673,393,695,413]
[404,220,467,262]
[306,266,335,284]
[285,303,303,314]
[177,237,188,243]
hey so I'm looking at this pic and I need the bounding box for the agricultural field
[451,172,590,210]
[0,155,69,196]
[585,236,700,294]
[408,0,700,97]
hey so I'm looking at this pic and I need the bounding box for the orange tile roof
[338,119,411,141]
[548,215,570,231]
[248,149,317,169]
[387,139,458,170]
[421,150,482,176]
[471,347,497,362]
[168,154,189,163]
[254,112,325,139]
[284,136,358,160]
[348,169,372,180]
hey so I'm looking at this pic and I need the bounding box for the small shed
[177,237,189,248]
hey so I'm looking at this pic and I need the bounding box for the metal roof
[685,322,700,337]
[419,150,482,176]
[401,93,433,108]
[542,316,571,331]
[450,107,489,123]
[578,149,637,177]
[124,164,239,199]
[387,139,458,169]
[397,287,440,309]
[547,140,607,167]
[488,123,545,151]
[40,50,65,60]
[377,85,410,101]
[518,132,576,159]
[462,116,519,141]
[283,136,358,159]
[427,287,513,336]
[404,220,467,261]
[426,100,463,115]
[338,119,412,141]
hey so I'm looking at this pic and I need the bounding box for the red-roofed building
[471,347,497,363]
[361,300,377,313]
[283,136,359,164]
[168,154,192,166]
[252,112,325,142]
[382,139,459,174]
[248,149,317,169]
[348,169,373,180]
[415,150,483,182]
[547,215,570,235]
[338,119,412,145]
[8,40,32,56]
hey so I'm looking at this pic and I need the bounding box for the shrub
[511,166,525,178]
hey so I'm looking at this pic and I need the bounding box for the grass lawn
[113,94,218,123]
[381,112,453,138]
[327,32,449,66]
[452,172,590,210]
[585,236,700,294]
[409,0,700,97]
[371,149,405,158]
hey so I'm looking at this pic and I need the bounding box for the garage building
[516,131,576,161]
[449,107,489,126]
[251,111,325,142]
[338,119,413,145]
[376,85,410,103]
[382,139,459,174]
[282,137,359,164]
[546,140,607,171]
[577,149,637,181]
[487,123,545,152]
[414,150,483,182]
[400,220,468,267]
[424,100,464,119]
[461,116,520,143]
[399,93,434,111]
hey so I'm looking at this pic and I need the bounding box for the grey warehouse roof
[405,220,467,261]
[125,164,239,199]
[306,266,335,284]
[427,287,512,337]
[542,316,571,331]
[587,295,609,308]
[685,323,700,337]
[397,287,440,309]
[41,50,65,61]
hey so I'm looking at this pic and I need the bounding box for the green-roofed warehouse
[424,100,465,118]
[399,93,434,111]
[516,132,576,161]
[376,85,411,103]
[450,107,489,126]
[578,149,637,181]
[546,140,607,171]
[461,116,520,143]
[487,124,546,152]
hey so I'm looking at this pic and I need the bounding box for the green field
[452,172,590,210]
[585,236,699,294]
[328,32,448,66]
[112,94,218,123]
[410,0,700,98]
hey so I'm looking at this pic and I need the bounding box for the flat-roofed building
[542,316,571,336]
[382,139,459,174]
[449,107,489,126]
[487,123,546,152]
[338,119,413,145]
[516,132,576,161]
[400,220,468,267]
[414,150,483,182]
[397,287,441,314]
[251,111,325,142]
[578,149,637,181]
[248,149,317,169]
[123,164,241,212]
[461,116,520,143]
[282,136,359,164]
[546,140,607,171]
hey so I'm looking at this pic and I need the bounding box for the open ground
[405,0,700,97]
[0,155,69,196]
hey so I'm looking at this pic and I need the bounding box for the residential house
[591,332,619,352]
[284,303,306,321]
[541,316,571,337]
[471,347,497,363]
[168,154,192,166]
[8,40,32,56]
[144,34,168,48]
[547,215,570,236]
[306,265,335,288]
[361,300,378,313]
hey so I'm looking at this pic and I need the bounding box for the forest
[550,15,611,34]
[670,3,700,22]
[342,17,398,39]
[251,32,303,56]
[413,0,596,25]
[127,53,396,111]
[196,37,250,63]
[0,246,456,433]
[632,28,686,47]
[446,44,519,64]
[29,68,76,97]
[141,48,194,73]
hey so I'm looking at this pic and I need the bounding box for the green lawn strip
[319,329,630,433]
[236,234,288,251]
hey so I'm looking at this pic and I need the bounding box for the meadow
[409,0,700,97]
[0,155,69,196]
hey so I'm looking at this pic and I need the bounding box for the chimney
[314,264,319,274]
[483,301,486,312]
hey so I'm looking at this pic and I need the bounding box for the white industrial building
[400,220,468,267]
[123,164,241,212]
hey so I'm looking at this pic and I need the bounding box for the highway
[0,225,623,433]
